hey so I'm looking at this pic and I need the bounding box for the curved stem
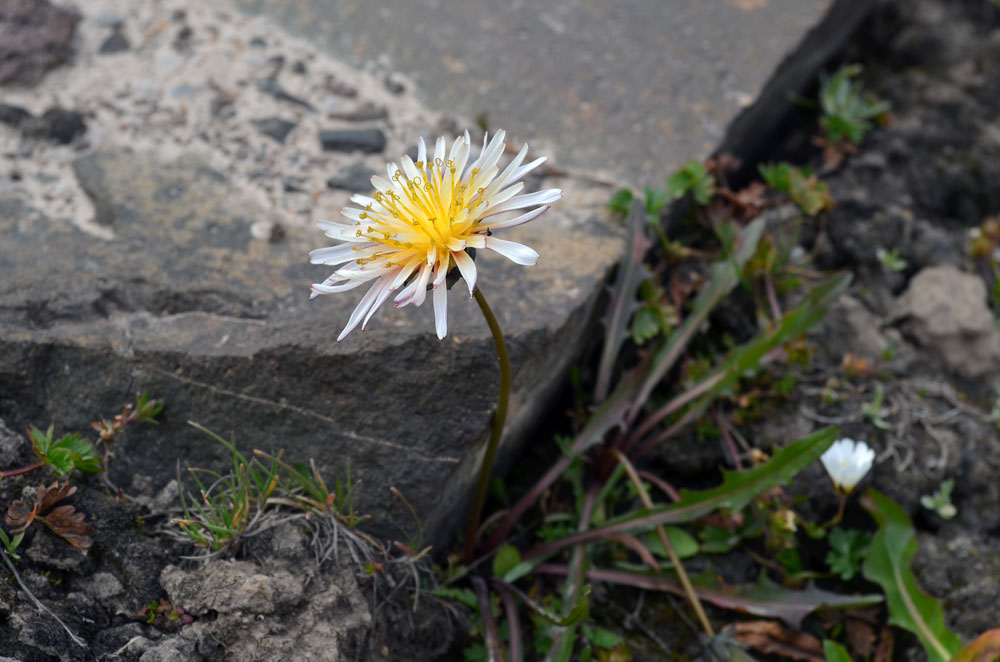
[0,462,44,479]
[463,286,511,562]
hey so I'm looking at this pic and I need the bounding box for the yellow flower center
[351,160,489,267]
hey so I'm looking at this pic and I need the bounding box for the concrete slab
[234,0,839,186]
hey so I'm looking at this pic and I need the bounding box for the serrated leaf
[608,188,634,216]
[493,545,522,579]
[49,434,101,474]
[40,504,93,554]
[825,527,871,581]
[860,489,961,662]
[630,306,662,345]
[533,427,838,553]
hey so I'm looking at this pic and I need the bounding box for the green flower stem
[463,287,511,563]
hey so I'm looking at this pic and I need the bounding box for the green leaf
[698,524,742,553]
[825,527,872,580]
[49,434,101,474]
[582,625,624,650]
[787,168,831,216]
[536,427,839,552]
[608,188,634,216]
[643,526,698,560]
[643,186,670,216]
[493,545,522,579]
[823,639,852,662]
[667,160,714,205]
[861,489,962,662]
[630,306,662,345]
[759,162,793,192]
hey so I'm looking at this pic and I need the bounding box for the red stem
[0,462,45,478]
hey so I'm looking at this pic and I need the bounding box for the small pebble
[99,29,130,54]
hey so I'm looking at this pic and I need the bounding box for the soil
[1,0,999,660]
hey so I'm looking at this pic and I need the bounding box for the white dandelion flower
[309,130,561,340]
[820,437,875,493]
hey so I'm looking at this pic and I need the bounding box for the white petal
[309,243,376,265]
[433,258,448,287]
[362,274,398,329]
[338,275,393,341]
[483,143,528,198]
[480,188,562,218]
[351,193,377,207]
[417,136,427,165]
[310,278,367,296]
[508,156,547,184]
[485,236,539,265]
[411,262,433,306]
[453,249,477,295]
[401,155,421,181]
[433,282,448,339]
[479,205,551,231]
[433,136,446,167]
[390,257,422,289]
[477,130,507,174]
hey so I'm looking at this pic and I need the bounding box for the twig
[2,551,87,648]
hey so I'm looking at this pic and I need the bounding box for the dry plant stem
[764,272,782,320]
[494,581,524,662]
[463,287,511,563]
[822,492,848,529]
[613,450,714,636]
[714,408,744,470]
[2,551,87,648]
[624,372,725,453]
[472,576,503,662]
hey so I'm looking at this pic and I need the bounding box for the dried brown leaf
[728,620,825,662]
[5,499,39,533]
[37,481,77,512]
[874,627,894,662]
[846,617,877,658]
[39,504,93,555]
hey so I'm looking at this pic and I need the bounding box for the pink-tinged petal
[452,137,471,176]
[480,188,562,218]
[465,235,487,249]
[411,263,433,306]
[338,275,394,341]
[433,282,448,339]
[485,236,539,265]
[390,257,422,289]
[477,181,523,212]
[433,259,448,287]
[478,130,507,174]
[478,205,551,231]
[453,249,477,295]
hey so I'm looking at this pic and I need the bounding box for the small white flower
[309,130,561,341]
[820,438,875,493]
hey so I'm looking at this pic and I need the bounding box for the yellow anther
[355,229,363,237]
[359,212,368,219]
[414,161,424,169]
[435,157,444,167]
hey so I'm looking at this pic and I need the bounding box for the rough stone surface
[250,116,298,143]
[318,127,386,153]
[326,161,376,192]
[20,107,87,144]
[99,29,131,54]
[235,0,870,186]
[0,103,31,128]
[0,145,620,546]
[894,265,1000,380]
[0,0,80,87]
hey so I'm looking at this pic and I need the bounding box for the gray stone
[893,265,1000,380]
[0,103,31,128]
[251,117,298,143]
[257,77,314,110]
[0,0,79,87]
[21,107,86,144]
[319,128,385,153]
[234,0,871,186]
[81,572,124,600]
[327,102,388,122]
[99,29,130,54]
[162,561,304,615]
[326,162,375,192]
[0,148,621,546]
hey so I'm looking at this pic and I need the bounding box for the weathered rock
[0,0,80,87]
[326,161,376,192]
[319,127,386,153]
[893,265,1000,380]
[0,103,31,128]
[156,561,371,661]
[0,148,622,547]
[235,0,871,185]
[250,116,298,143]
[912,531,1000,639]
[99,29,130,54]
[327,102,388,122]
[21,107,87,144]
[257,76,314,110]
